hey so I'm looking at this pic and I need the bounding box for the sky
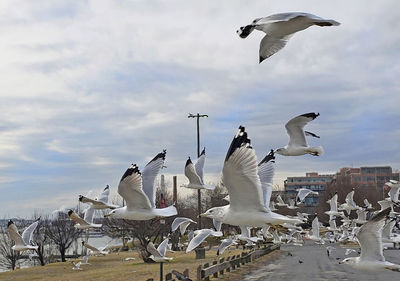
[0,0,399,217]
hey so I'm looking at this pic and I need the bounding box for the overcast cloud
[0,0,399,217]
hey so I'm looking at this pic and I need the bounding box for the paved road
[241,241,400,281]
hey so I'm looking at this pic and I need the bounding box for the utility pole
[188,113,208,229]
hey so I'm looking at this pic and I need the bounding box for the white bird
[217,237,237,255]
[79,185,119,210]
[287,199,299,210]
[339,189,360,215]
[275,195,288,208]
[325,193,344,218]
[82,255,90,264]
[7,218,40,251]
[236,12,340,63]
[354,209,367,225]
[339,208,400,271]
[363,199,374,210]
[105,151,177,220]
[258,149,275,211]
[295,188,318,205]
[147,238,173,262]
[276,113,324,157]
[385,180,400,204]
[68,208,102,230]
[171,217,196,235]
[71,261,82,270]
[186,229,222,253]
[306,216,324,244]
[200,126,302,227]
[182,148,215,190]
[82,241,109,255]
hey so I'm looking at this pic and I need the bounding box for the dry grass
[0,248,253,281]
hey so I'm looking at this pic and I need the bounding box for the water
[241,242,400,281]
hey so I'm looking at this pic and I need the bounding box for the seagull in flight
[171,217,197,235]
[276,113,324,156]
[8,218,40,251]
[182,148,215,190]
[68,207,102,230]
[82,241,109,255]
[105,150,177,220]
[339,208,400,271]
[147,239,173,262]
[79,185,119,210]
[236,12,340,63]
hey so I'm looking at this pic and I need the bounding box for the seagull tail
[314,19,341,26]
[309,146,324,156]
[153,205,178,217]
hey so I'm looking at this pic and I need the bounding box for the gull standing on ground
[200,126,302,227]
[236,12,340,63]
[105,151,177,220]
[8,218,40,251]
[68,207,101,229]
[147,238,173,262]
[276,113,324,156]
[182,148,215,190]
[339,208,400,271]
[171,217,197,235]
[79,185,119,210]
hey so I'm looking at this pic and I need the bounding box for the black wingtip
[185,157,192,167]
[120,164,140,182]
[78,195,84,202]
[35,217,41,222]
[225,126,251,162]
[200,147,206,156]
[300,112,320,120]
[370,207,391,222]
[104,185,110,190]
[259,149,275,166]
[259,56,265,64]
[7,220,14,227]
[68,210,73,216]
[146,150,167,167]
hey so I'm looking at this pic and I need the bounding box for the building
[335,166,399,190]
[284,172,335,206]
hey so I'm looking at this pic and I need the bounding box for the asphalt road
[241,241,400,281]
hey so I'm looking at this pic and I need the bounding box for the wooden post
[203,263,209,281]
[183,268,189,278]
[173,176,177,203]
[165,273,172,280]
[196,264,202,281]
[219,257,225,276]
[160,262,163,281]
[212,261,218,278]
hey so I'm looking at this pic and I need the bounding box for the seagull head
[104,208,123,219]
[200,206,226,220]
[339,257,357,265]
[275,148,287,156]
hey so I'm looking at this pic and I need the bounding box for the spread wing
[118,164,152,210]
[83,207,95,224]
[147,242,162,258]
[184,158,203,185]
[83,242,100,252]
[222,126,265,212]
[68,210,89,226]
[7,221,25,246]
[194,148,206,183]
[296,188,317,203]
[259,34,290,62]
[329,194,338,212]
[157,238,169,257]
[186,229,213,253]
[22,218,40,245]
[285,113,320,147]
[97,185,110,203]
[255,12,315,25]
[258,150,275,209]
[357,208,390,262]
[311,217,320,238]
[171,217,195,234]
[142,150,166,208]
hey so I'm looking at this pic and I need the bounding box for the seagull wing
[259,34,290,62]
[297,189,317,203]
[388,185,400,203]
[171,217,195,234]
[7,221,25,246]
[147,242,162,258]
[213,219,222,232]
[68,210,89,226]
[217,237,234,255]
[97,185,110,203]
[276,195,285,205]
[157,238,169,257]
[345,190,357,207]
[79,195,104,206]
[22,218,40,245]
[83,242,100,252]
[329,194,338,212]
[258,150,275,209]
[357,208,390,262]
[118,164,152,210]
[311,217,320,238]
[184,158,203,186]
[142,150,166,208]
[255,12,314,25]
[194,148,206,183]
[285,113,320,147]
[222,126,265,212]
[83,207,95,224]
[186,229,213,253]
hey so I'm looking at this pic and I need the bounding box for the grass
[0,247,256,281]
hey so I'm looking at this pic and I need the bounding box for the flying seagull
[295,188,318,205]
[8,218,40,251]
[182,148,215,190]
[276,112,324,156]
[236,12,340,63]
[186,229,222,253]
[171,217,197,235]
[147,239,173,262]
[68,207,102,229]
[339,208,400,271]
[82,241,109,255]
[79,185,119,210]
[105,151,177,220]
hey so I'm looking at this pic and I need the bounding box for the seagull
[105,151,177,220]
[82,255,90,264]
[276,113,323,157]
[353,209,367,225]
[287,199,299,210]
[147,238,173,262]
[186,229,222,253]
[68,207,102,229]
[217,237,237,255]
[79,185,119,210]
[200,126,302,227]
[182,148,215,190]
[71,261,82,270]
[236,12,340,63]
[306,215,324,244]
[384,180,400,205]
[339,189,360,215]
[82,241,109,255]
[363,199,374,210]
[258,149,275,212]
[7,218,40,251]
[325,193,344,218]
[339,208,400,271]
[275,195,288,208]
[171,217,197,235]
[295,188,318,205]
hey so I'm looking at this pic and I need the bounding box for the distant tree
[45,215,81,262]
[32,215,57,266]
[0,223,22,270]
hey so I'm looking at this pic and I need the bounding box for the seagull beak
[198,213,206,218]
[104,213,111,218]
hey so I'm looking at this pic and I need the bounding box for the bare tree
[0,223,22,270]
